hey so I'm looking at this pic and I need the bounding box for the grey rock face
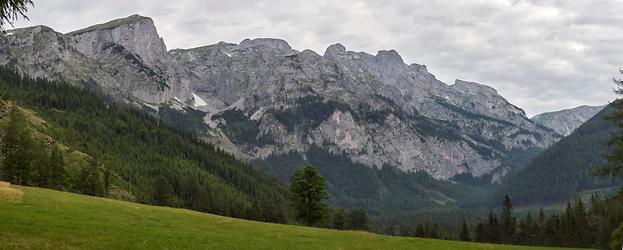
[1,15,191,104]
[0,15,562,182]
[170,39,560,181]
[532,105,606,136]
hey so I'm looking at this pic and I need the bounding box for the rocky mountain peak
[376,50,404,65]
[323,43,346,60]
[66,14,153,36]
[66,14,166,69]
[239,38,293,52]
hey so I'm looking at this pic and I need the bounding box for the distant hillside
[0,66,290,222]
[0,185,581,250]
[532,105,605,136]
[499,104,620,206]
[253,147,485,215]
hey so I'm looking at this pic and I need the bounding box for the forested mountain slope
[499,104,620,206]
[0,66,290,222]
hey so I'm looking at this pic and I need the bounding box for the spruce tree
[77,158,103,196]
[332,208,347,230]
[347,208,368,230]
[572,198,589,247]
[415,224,425,237]
[500,195,516,244]
[597,71,623,179]
[0,0,33,30]
[537,208,546,245]
[459,220,470,241]
[1,106,35,185]
[474,222,486,242]
[595,71,623,248]
[487,210,500,243]
[48,144,65,189]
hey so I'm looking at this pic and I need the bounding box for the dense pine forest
[0,66,291,223]
[498,105,620,206]
[374,194,623,249]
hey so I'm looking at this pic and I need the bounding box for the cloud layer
[13,0,623,116]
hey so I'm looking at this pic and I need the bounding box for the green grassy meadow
[0,184,587,250]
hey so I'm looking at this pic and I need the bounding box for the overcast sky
[13,0,623,116]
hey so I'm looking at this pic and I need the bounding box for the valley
[0,4,620,249]
[0,184,584,250]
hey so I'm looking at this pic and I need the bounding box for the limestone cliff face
[532,105,606,136]
[170,39,560,181]
[0,15,562,182]
[1,15,191,104]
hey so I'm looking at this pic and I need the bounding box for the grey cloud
[13,0,623,116]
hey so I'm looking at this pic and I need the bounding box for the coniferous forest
[0,66,291,223]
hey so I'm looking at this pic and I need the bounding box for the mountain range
[2,14,610,212]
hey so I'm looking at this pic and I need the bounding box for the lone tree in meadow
[0,0,33,31]
[289,163,329,226]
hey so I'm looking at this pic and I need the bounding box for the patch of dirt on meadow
[0,182,24,202]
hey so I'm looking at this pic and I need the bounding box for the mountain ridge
[532,105,606,136]
[1,14,560,187]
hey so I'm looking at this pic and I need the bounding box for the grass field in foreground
[0,184,587,250]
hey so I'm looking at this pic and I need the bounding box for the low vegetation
[0,185,583,250]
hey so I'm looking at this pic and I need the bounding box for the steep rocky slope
[532,105,606,136]
[0,15,561,186]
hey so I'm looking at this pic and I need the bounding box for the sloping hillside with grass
[0,184,584,250]
[0,66,290,222]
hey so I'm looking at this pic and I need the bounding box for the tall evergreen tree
[1,106,36,185]
[572,198,589,247]
[595,70,623,248]
[597,70,623,179]
[486,210,500,243]
[332,208,347,230]
[415,224,425,237]
[474,222,486,242]
[537,208,546,245]
[347,208,369,230]
[289,163,329,226]
[459,220,470,241]
[48,144,65,189]
[500,195,516,244]
[77,158,104,196]
[0,0,33,30]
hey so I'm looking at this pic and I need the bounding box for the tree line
[461,194,623,249]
